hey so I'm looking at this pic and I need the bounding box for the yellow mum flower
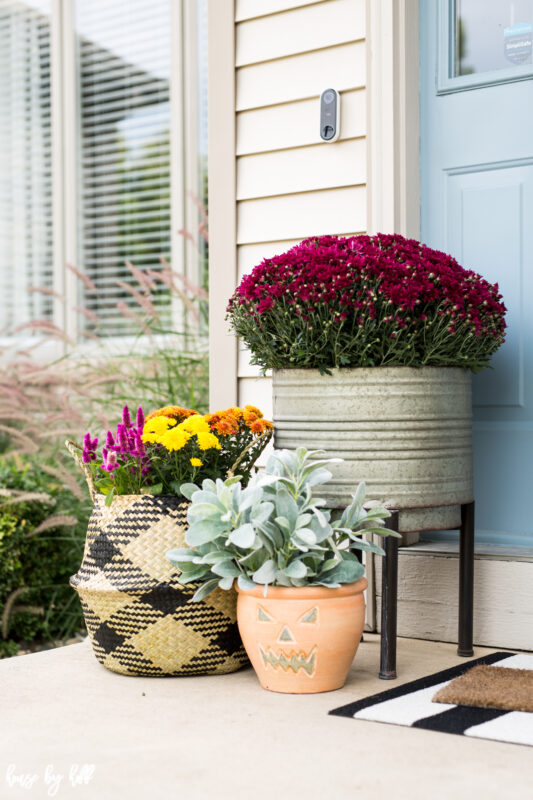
[142,415,176,443]
[142,432,161,444]
[160,428,191,451]
[177,415,211,435]
[190,458,203,467]
[196,432,222,451]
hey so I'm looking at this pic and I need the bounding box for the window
[437,0,533,93]
[454,0,533,77]
[0,0,207,344]
[0,0,53,332]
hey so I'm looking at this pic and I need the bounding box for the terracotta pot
[236,578,368,694]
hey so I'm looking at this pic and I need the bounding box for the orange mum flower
[145,406,198,423]
[206,409,242,435]
[215,418,239,435]
[244,405,263,418]
[205,412,221,427]
[250,419,273,434]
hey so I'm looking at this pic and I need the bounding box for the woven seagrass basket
[70,493,248,677]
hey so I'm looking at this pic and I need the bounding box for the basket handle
[65,440,97,503]
[227,428,273,479]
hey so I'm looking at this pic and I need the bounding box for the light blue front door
[420,0,533,547]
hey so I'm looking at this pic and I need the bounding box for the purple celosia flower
[133,430,145,457]
[122,404,132,429]
[85,407,153,488]
[101,451,118,473]
[82,432,98,463]
[116,424,128,450]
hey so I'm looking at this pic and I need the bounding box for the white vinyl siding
[234,0,368,417]
[237,186,366,245]
[375,546,533,652]
[235,0,364,66]
[236,88,366,155]
[236,41,365,110]
[237,138,366,200]
[235,0,321,21]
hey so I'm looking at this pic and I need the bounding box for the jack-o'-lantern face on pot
[237,582,367,693]
[255,603,319,677]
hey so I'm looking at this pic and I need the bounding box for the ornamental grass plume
[226,233,507,374]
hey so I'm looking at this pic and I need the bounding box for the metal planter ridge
[273,367,473,530]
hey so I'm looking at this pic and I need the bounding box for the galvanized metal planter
[272,367,473,532]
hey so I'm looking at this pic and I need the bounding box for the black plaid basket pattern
[70,494,248,677]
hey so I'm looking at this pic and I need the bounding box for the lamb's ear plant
[167,447,400,601]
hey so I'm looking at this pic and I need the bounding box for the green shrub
[0,459,91,657]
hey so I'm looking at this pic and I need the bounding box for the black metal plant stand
[379,501,475,680]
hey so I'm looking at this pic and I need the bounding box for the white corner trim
[366,0,420,238]
[207,0,238,408]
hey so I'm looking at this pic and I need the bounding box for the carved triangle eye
[257,606,275,622]
[299,607,318,624]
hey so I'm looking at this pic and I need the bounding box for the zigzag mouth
[259,645,317,676]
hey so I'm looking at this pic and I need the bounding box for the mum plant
[226,233,507,373]
[71,403,272,503]
[167,447,400,601]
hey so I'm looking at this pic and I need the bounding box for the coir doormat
[330,652,533,747]
[433,664,533,713]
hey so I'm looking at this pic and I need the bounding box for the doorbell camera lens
[320,89,340,142]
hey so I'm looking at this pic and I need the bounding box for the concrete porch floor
[1,635,531,800]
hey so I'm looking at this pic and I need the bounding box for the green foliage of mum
[167,448,400,600]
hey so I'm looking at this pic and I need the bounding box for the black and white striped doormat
[330,652,533,747]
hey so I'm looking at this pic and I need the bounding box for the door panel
[420,0,533,546]
[448,164,533,409]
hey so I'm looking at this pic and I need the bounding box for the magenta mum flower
[226,233,506,373]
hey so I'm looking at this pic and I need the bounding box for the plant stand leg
[458,501,475,657]
[351,547,365,642]
[379,510,399,680]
